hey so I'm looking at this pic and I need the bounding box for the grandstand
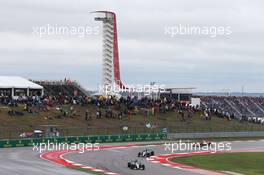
[200,96,264,118]
[33,79,89,97]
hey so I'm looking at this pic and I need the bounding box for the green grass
[170,152,264,175]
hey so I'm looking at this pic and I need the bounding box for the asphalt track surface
[0,146,89,175]
[64,140,264,175]
[0,140,264,175]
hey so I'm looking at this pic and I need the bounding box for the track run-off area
[1,140,264,175]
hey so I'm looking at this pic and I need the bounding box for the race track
[0,147,90,175]
[63,140,264,175]
[1,140,264,175]
[64,144,197,175]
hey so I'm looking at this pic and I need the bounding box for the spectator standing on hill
[96,110,101,119]
[180,110,185,121]
[151,107,155,116]
[85,109,89,121]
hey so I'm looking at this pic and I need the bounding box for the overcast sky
[0,0,263,92]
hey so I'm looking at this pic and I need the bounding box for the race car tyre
[151,151,154,156]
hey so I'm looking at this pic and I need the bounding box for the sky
[0,0,264,92]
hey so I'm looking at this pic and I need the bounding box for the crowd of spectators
[0,82,201,122]
[84,95,199,121]
[3,79,264,128]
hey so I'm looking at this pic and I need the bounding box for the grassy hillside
[0,104,263,139]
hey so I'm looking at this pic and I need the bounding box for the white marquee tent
[0,76,43,97]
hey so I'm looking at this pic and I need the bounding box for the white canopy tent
[0,76,43,98]
[162,87,195,102]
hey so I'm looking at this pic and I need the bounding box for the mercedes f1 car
[137,149,154,157]
[128,160,145,170]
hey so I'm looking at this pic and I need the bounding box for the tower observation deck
[92,11,126,93]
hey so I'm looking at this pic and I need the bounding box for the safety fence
[168,131,264,140]
[0,132,167,148]
[1,123,263,140]
[0,127,166,140]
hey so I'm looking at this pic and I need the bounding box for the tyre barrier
[0,133,167,148]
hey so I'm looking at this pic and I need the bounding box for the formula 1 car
[193,140,212,148]
[128,160,145,170]
[137,149,154,157]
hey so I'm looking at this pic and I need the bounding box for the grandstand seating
[34,80,89,97]
[200,96,264,118]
